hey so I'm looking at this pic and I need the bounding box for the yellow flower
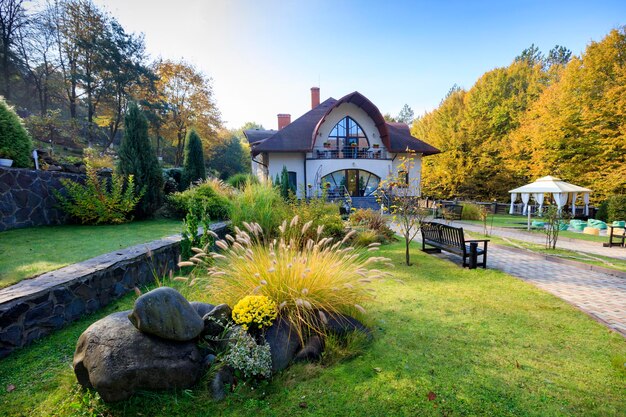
[232,295,278,330]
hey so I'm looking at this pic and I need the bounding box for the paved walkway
[394,222,626,338]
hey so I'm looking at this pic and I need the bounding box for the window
[321,170,380,197]
[327,116,369,150]
[287,171,297,191]
[398,170,409,186]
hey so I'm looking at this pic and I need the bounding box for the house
[244,88,440,205]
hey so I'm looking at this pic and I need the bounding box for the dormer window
[327,116,369,149]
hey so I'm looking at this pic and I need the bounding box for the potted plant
[0,151,13,167]
[350,143,357,148]
[323,141,331,148]
[372,143,380,149]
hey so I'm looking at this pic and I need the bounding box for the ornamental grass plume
[182,216,394,341]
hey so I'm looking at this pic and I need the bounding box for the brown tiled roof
[386,123,440,155]
[251,92,440,156]
[243,129,276,145]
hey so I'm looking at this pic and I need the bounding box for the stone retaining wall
[0,222,228,358]
[0,167,85,231]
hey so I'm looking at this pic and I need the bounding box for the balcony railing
[309,147,389,160]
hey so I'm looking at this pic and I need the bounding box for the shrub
[205,177,237,200]
[185,216,392,341]
[222,326,272,379]
[162,168,183,194]
[230,182,287,238]
[232,295,278,331]
[352,229,379,247]
[54,165,143,225]
[349,209,395,242]
[83,147,113,170]
[287,197,345,242]
[461,203,482,220]
[118,103,163,218]
[181,129,206,189]
[0,97,33,167]
[166,180,232,220]
[596,200,608,222]
[607,195,626,222]
[227,173,258,190]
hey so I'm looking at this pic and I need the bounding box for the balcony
[309,147,389,160]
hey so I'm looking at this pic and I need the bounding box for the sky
[92,0,626,130]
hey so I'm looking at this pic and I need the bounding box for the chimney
[277,113,291,130]
[311,87,320,109]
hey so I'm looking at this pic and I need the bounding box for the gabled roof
[509,176,592,194]
[249,91,440,156]
[243,129,275,145]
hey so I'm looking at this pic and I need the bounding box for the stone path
[394,222,626,338]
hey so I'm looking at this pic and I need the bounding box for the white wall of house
[251,152,269,182]
[268,152,305,195]
[391,152,423,196]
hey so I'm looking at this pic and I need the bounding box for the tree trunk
[405,236,411,266]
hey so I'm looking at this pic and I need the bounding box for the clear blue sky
[95,0,626,129]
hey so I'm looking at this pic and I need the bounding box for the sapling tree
[544,205,568,249]
[378,149,429,265]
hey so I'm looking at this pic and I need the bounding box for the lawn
[0,241,624,416]
[0,219,182,289]
[462,214,609,243]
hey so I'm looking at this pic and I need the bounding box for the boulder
[190,301,215,318]
[321,311,372,340]
[294,335,324,363]
[73,311,205,402]
[202,303,232,337]
[211,366,235,401]
[264,317,300,372]
[128,287,204,341]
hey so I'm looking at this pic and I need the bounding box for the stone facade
[0,222,228,358]
[0,167,85,231]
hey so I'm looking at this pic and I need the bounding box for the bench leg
[469,243,478,269]
[482,242,488,269]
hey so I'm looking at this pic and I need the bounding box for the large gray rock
[211,366,234,401]
[202,303,232,337]
[264,317,300,372]
[294,335,324,363]
[73,311,205,402]
[190,301,215,318]
[318,311,372,340]
[128,287,204,341]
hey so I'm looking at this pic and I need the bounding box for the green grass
[463,214,609,243]
[0,219,182,288]
[0,241,624,416]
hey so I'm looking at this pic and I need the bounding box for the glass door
[346,169,359,196]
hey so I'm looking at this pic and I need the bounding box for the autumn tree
[153,60,221,166]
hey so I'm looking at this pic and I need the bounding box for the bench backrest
[421,222,465,248]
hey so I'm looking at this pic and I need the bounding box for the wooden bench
[420,221,489,269]
[604,226,625,248]
[434,203,463,221]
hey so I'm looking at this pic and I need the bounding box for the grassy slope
[0,242,624,416]
[0,219,182,288]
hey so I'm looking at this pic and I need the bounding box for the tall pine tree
[118,103,163,218]
[181,128,206,189]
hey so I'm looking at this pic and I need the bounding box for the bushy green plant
[596,200,609,222]
[54,165,143,225]
[222,326,272,379]
[180,203,214,261]
[184,216,392,342]
[181,129,206,189]
[352,229,380,247]
[0,97,33,167]
[230,182,287,238]
[607,195,626,222]
[461,203,482,220]
[287,196,345,241]
[118,103,163,218]
[227,173,258,190]
[166,180,232,220]
[349,209,395,242]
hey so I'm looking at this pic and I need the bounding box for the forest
[0,0,251,176]
[413,28,626,203]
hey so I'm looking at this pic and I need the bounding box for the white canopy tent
[509,176,592,216]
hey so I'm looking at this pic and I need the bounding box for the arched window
[327,116,369,150]
[321,169,380,197]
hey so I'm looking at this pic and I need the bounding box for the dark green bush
[607,195,626,222]
[54,165,143,225]
[166,180,232,220]
[181,129,206,189]
[118,103,163,218]
[163,168,183,194]
[287,196,346,241]
[0,97,33,167]
[596,200,608,222]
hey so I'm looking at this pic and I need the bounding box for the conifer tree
[118,103,163,218]
[0,97,32,167]
[181,128,206,189]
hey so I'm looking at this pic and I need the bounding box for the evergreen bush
[118,103,163,218]
[54,165,143,225]
[227,173,258,189]
[165,180,232,220]
[607,195,626,222]
[181,129,206,189]
[0,97,33,167]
